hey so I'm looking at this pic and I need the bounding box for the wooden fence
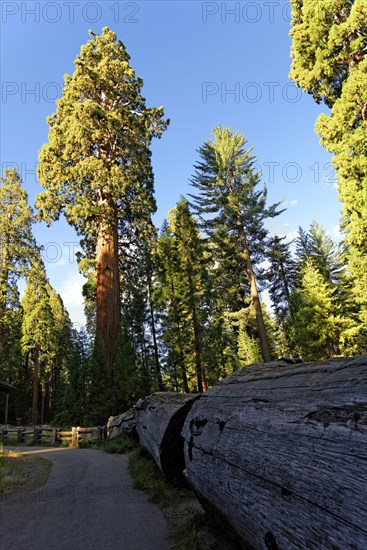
[0,425,107,448]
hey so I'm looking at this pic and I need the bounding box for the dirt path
[0,447,171,550]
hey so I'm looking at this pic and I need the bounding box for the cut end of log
[136,392,201,485]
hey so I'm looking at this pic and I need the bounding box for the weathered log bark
[182,357,367,550]
[107,408,136,439]
[136,392,201,485]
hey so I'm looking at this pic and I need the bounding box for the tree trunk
[188,273,207,392]
[170,280,189,393]
[183,356,367,550]
[0,241,9,358]
[107,407,136,439]
[236,221,271,362]
[148,278,164,390]
[32,347,39,425]
[96,200,120,373]
[136,392,201,485]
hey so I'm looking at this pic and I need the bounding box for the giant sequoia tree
[289,0,367,327]
[37,28,168,372]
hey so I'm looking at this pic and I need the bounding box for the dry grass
[0,447,51,496]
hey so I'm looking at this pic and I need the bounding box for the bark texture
[182,356,367,550]
[95,207,120,371]
[107,408,136,439]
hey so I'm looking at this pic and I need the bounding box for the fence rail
[0,425,107,448]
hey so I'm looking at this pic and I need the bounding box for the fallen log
[136,392,201,485]
[182,356,367,550]
[107,408,136,439]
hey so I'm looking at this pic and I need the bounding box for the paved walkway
[0,447,171,550]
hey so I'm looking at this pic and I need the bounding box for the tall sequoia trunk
[236,220,271,362]
[32,347,39,425]
[96,199,120,375]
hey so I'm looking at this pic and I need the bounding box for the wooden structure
[0,380,14,426]
[136,392,201,485]
[182,357,367,550]
[0,425,107,447]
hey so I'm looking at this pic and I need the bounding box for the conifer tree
[190,126,281,362]
[289,259,342,360]
[45,286,74,421]
[289,0,367,327]
[154,221,191,392]
[310,221,345,281]
[265,235,297,321]
[37,27,168,375]
[21,258,56,424]
[263,235,297,354]
[155,200,209,391]
[168,198,208,391]
[0,169,35,365]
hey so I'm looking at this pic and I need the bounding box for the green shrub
[103,434,138,454]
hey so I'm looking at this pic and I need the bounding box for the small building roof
[0,381,14,393]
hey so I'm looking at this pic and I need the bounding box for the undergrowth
[103,434,138,454]
[127,447,240,550]
[127,448,184,508]
[0,446,51,496]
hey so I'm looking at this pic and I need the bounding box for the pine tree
[263,235,297,355]
[36,27,168,375]
[265,235,297,321]
[154,200,210,392]
[289,259,342,360]
[154,220,190,392]
[45,286,75,421]
[190,126,281,362]
[168,198,208,391]
[289,0,367,331]
[308,221,345,284]
[0,169,35,366]
[21,258,56,424]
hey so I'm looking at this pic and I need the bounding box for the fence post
[103,425,107,442]
[71,427,78,448]
[97,426,102,446]
[52,428,58,445]
[17,428,23,444]
[0,427,4,443]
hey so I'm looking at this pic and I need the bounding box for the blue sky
[1,1,341,328]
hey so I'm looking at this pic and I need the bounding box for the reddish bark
[95,202,120,374]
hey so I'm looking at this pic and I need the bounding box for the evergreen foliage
[2,23,366,427]
[189,125,281,362]
[36,27,168,371]
[290,0,367,332]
